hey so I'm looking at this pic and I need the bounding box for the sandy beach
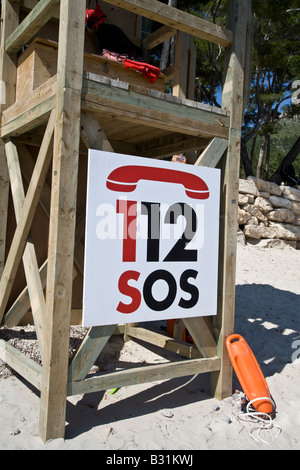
[0,242,299,451]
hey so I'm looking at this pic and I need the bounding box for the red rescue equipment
[123,59,161,84]
[85,2,107,30]
[226,334,273,415]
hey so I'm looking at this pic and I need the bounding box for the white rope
[237,396,282,445]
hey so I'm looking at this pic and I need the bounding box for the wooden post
[173,31,196,101]
[39,0,86,443]
[173,31,189,99]
[211,0,250,400]
[0,0,19,279]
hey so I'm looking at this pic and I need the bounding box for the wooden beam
[3,260,47,327]
[173,31,190,99]
[17,143,52,218]
[5,0,60,54]
[137,134,207,158]
[143,25,176,50]
[1,75,57,138]
[21,0,58,20]
[39,0,86,443]
[0,1,20,280]
[101,0,233,47]
[82,77,230,140]
[125,326,201,359]
[19,142,86,276]
[242,3,254,112]
[187,36,197,101]
[68,112,119,382]
[182,317,216,358]
[0,1,19,111]
[19,142,86,274]
[20,0,39,11]
[0,150,9,279]
[67,356,221,396]
[80,113,139,362]
[2,142,86,328]
[0,110,55,324]
[211,0,249,401]
[80,111,114,152]
[195,137,228,168]
[161,64,175,81]
[0,339,42,390]
[68,325,118,382]
[5,140,45,356]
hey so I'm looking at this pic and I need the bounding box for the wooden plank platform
[2,71,229,156]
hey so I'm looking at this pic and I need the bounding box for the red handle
[226,334,245,346]
[107,165,209,200]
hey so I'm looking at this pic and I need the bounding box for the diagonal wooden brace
[0,109,55,324]
[5,139,46,356]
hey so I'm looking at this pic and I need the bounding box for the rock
[243,224,262,240]
[294,215,300,226]
[254,196,273,213]
[269,222,300,241]
[238,207,252,225]
[281,186,300,203]
[244,224,277,240]
[268,209,294,224]
[259,191,270,199]
[269,195,292,210]
[238,178,300,249]
[291,201,300,216]
[221,414,231,424]
[246,238,297,249]
[254,177,282,196]
[161,409,174,418]
[243,204,268,224]
[246,216,259,226]
[238,194,249,206]
[239,178,259,196]
[243,204,268,225]
[232,393,240,400]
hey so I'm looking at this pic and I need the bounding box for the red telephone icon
[106,165,209,200]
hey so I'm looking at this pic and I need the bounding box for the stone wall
[238,177,300,249]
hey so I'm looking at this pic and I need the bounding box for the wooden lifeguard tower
[0,0,252,442]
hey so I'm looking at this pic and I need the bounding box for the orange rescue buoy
[226,334,273,415]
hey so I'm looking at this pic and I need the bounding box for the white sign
[82,151,220,327]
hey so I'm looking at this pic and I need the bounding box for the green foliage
[177,0,227,105]
[246,118,300,180]
[241,0,300,178]
[157,0,300,179]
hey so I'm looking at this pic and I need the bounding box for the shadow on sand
[63,283,299,439]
